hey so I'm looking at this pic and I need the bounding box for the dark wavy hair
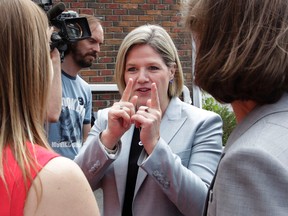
[183,0,288,104]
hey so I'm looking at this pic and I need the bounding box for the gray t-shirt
[48,71,92,159]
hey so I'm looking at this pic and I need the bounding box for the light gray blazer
[75,97,223,216]
[205,93,288,216]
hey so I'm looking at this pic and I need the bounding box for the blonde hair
[115,24,184,98]
[0,0,51,187]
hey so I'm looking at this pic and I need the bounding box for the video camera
[37,0,91,59]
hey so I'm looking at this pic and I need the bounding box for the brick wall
[54,0,193,112]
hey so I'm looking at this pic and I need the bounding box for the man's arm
[83,124,91,144]
[47,48,62,122]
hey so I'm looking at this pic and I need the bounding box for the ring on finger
[119,105,123,110]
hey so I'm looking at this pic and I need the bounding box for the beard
[70,43,97,68]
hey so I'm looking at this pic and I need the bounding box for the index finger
[121,78,133,102]
[149,83,161,110]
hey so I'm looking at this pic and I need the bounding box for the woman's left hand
[131,83,162,155]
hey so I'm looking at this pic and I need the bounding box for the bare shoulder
[24,157,100,216]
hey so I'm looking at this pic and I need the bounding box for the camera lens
[66,23,82,39]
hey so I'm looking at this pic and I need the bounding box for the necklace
[138,127,143,146]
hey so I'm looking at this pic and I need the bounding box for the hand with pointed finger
[100,79,138,149]
[131,83,162,155]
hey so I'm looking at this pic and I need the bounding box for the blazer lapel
[161,97,187,144]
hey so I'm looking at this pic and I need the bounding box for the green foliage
[202,97,236,145]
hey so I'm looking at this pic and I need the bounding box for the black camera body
[50,11,91,53]
[37,0,91,58]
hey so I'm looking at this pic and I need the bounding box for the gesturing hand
[131,83,162,155]
[100,78,138,149]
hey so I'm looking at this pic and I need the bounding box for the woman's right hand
[100,78,138,149]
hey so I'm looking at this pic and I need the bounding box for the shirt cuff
[99,132,119,155]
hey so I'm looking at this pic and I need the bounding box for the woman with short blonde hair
[76,24,223,216]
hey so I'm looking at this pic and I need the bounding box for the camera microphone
[47,2,66,20]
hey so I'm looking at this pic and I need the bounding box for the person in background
[183,0,288,215]
[48,14,104,159]
[0,0,100,215]
[75,24,223,216]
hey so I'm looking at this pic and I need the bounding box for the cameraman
[48,14,104,160]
